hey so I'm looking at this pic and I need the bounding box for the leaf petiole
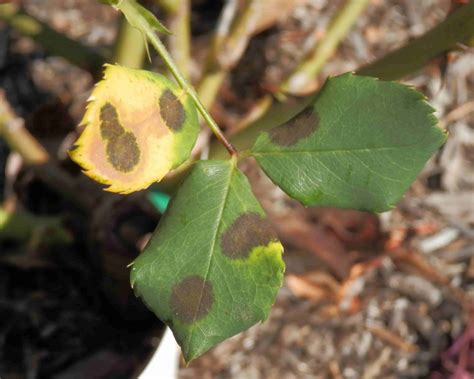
[143,28,238,156]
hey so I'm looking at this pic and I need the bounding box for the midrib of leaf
[253,142,429,156]
[253,77,435,159]
[184,163,234,358]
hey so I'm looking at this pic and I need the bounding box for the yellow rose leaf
[70,64,199,194]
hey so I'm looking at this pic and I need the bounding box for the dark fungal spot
[100,103,124,140]
[269,107,319,146]
[98,103,141,173]
[221,212,277,259]
[106,131,140,172]
[170,275,213,323]
[159,89,186,131]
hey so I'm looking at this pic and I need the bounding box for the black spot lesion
[98,103,140,173]
[170,275,214,323]
[269,107,320,147]
[221,212,277,259]
[159,89,186,132]
[100,103,123,139]
[106,132,140,173]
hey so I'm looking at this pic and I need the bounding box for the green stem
[0,92,95,211]
[0,206,71,243]
[166,0,191,79]
[113,16,147,68]
[144,29,238,156]
[357,1,474,80]
[0,92,49,165]
[156,0,179,14]
[197,0,258,109]
[280,0,370,94]
[197,71,227,110]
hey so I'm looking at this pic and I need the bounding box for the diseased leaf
[130,160,285,362]
[251,73,446,212]
[70,64,198,193]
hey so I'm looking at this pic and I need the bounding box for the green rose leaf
[251,73,446,212]
[130,159,285,362]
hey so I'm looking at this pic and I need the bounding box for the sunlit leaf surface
[251,73,446,212]
[131,160,285,362]
[70,64,198,193]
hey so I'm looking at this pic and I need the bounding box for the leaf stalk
[143,29,238,156]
